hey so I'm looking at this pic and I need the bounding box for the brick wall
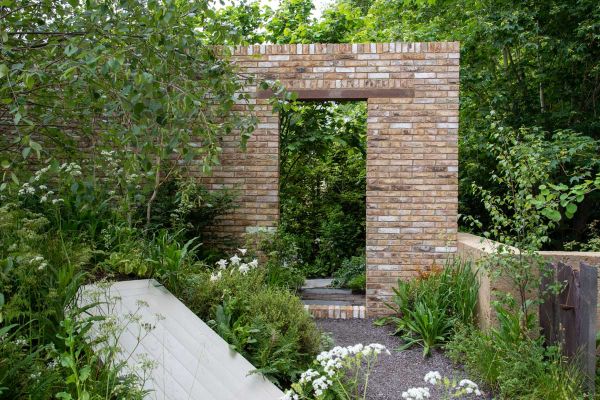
[200,42,460,316]
[458,232,600,331]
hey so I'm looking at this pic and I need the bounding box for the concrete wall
[199,43,460,315]
[457,232,600,331]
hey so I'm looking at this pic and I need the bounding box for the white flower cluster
[281,390,299,400]
[458,379,481,396]
[59,162,82,177]
[210,249,259,281]
[424,371,442,385]
[28,254,48,271]
[402,387,430,400]
[403,371,483,399]
[281,343,390,400]
[17,163,80,204]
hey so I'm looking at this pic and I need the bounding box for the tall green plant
[467,124,590,333]
[381,258,478,357]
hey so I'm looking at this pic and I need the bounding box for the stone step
[302,300,355,306]
[301,288,353,296]
[300,292,365,306]
[302,278,333,289]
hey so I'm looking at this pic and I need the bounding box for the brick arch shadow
[201,42,459,316]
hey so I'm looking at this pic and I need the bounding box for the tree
[0,0,256,225]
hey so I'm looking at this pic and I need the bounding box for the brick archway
[203,42,459,315]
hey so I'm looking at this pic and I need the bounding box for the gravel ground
[316,318,480,400]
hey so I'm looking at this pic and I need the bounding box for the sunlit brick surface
[201,43,459,316]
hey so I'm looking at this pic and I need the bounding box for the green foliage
[147,177,238,247]
[0,0,256,225]
[216,0,269,44]
[279,101,367,277]
[177,257,321,387]
[0,203,144,399]
[265,0,315,44]
[380,259,478,357]
[249,231,306,290]
[446,321,584,399]
[564,220,600,251]
[332,255,366,292]
[346,273,366,293]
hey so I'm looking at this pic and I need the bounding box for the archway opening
[278,100,367,304]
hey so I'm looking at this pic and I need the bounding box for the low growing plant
[402,371,483,399]
[332,255,366,292]
[282,343,390,400]
[445,311,584,399]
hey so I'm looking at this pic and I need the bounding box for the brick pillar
[366,94,458,316]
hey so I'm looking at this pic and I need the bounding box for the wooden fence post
[540,262,597,395]
[578,262,597,394]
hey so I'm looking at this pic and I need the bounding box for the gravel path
[316,318,476,400]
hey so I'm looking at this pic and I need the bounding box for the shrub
[379,258,478,356]
[0,203,144,399]
[332,255,366,292]
[174,252,321,387]
[347,273,366,293]
[446,321,584,399]
[145,177,238,245]
[252,231,306,291]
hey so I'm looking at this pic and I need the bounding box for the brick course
[201,42,459,316]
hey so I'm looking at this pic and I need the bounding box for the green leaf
[1,160,9,169]
[64,44,79,57]
[565,203,577,218]
[0,64,8,78]
[541,208,561,222]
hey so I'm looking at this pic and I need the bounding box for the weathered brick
[200,42,459,317]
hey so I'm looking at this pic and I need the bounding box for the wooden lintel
[257,88,414,100]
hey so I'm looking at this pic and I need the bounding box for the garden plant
[2,0,600,399]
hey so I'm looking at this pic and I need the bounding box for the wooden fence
[540,262,597,394]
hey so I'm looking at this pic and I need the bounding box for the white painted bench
[79,279,283,400]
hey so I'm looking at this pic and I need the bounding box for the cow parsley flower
[402,387,430,400]
[281,390,299,400]
[299,369,320,384]
[238,248,247,255]
[229,254,241,265]
[249,258,258,268]
[459,379,482,395]
[216,259,228,269]
[424,371,442,385]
